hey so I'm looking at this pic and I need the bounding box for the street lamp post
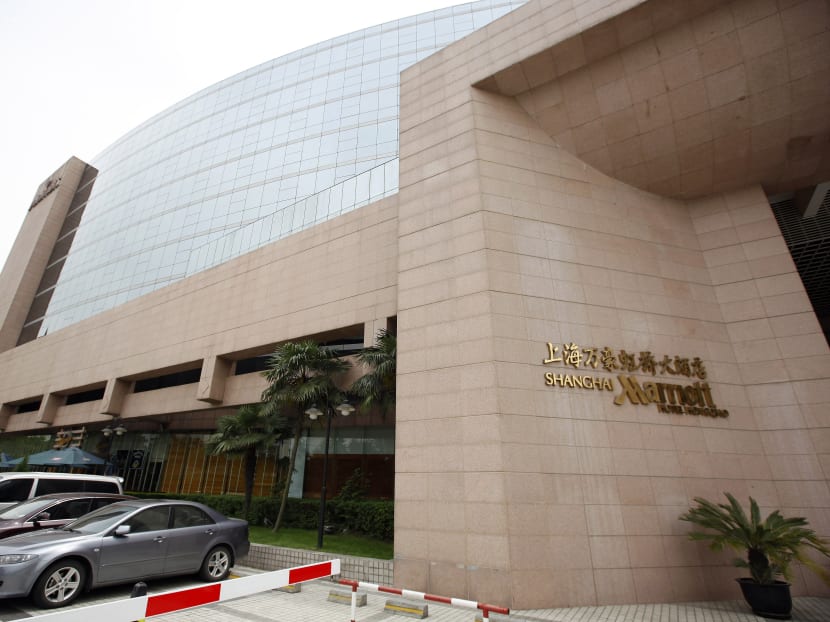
[102,418,128,478]
[102,417,128,437]
[305,400,354,549]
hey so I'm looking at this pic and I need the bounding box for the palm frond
[680,493,830,584]
[352,329,396,414]
[204,403,289,456]
[261,340,351,409]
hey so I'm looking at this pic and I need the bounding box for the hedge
[129,492,393,541]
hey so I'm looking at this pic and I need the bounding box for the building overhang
[474,0,829,200]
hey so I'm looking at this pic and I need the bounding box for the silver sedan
[0,492,134,538]
[0,498,249,608]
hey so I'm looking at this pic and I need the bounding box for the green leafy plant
[131,492,394,542]
[336,468,370,502]
[204,404,288,520]
[351,328,396,416]
[679,493,830,584]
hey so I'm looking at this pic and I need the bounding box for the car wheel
[32,559,86,608]
[199,545,231,581]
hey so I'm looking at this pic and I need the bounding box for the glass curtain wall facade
[38,0,526,336]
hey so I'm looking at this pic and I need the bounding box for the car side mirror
[114,524,132,537]
[33,512,50,524]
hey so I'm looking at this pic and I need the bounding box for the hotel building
[0,0,828,609]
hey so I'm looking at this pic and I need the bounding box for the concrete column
[0,404,13,431]
[197,355,231,404]
[364,318,390,347]
[101,378,131,415]
[37,393,64,426]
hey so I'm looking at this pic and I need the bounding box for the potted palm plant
[679,493,830,620]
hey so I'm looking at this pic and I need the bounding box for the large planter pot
[736,578,792,620]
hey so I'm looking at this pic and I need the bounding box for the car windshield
[0,497,55,521]
[63,503,137,534]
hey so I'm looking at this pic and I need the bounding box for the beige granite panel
[0,197,399,430]
[0,157,88,353]
[396,1,829,598]
[482,0,830,199]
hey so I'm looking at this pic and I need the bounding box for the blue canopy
[11,447,106,467]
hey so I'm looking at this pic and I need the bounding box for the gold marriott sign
[542,342,729,418]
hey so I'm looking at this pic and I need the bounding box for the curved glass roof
[39,0,525,335]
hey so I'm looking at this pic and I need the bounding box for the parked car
[0,493,135,539]
[0,472,124,510]
[0,498,250,608]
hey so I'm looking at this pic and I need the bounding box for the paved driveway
[1,567,829,622]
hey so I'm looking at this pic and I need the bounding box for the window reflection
[39,1,526,336]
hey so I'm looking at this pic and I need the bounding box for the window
[126,506,170,533]
[35,478,79,495]
[45,499,92,520]
[91,497,123,511]
[0,478,34,503]
[65,387,105,405]
[134,369,201,393]
[15,400,41,414]
[85,480,120,493]
[172,505,214,528]
[234,355,270,375]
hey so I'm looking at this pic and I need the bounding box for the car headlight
[0,554,38,564]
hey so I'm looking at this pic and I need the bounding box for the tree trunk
[244,447,257,519]
[273,416,303,531]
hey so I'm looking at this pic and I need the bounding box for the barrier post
[349,580,358,622]
[339,579,359,622]
[131,582,147,622]
[338,579,508,621]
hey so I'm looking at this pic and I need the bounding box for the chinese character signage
[30,173,62,210]
[542,342,728,418]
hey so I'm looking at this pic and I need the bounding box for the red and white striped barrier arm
[339,579,509,622]
[24,559,340,622]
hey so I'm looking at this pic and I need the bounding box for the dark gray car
[0,498,250,608]
[0,493,134,539]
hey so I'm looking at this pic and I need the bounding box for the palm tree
[205,403,285,519]
[680,493,830,584]
[261,340,351,532]
[351,328,396,415]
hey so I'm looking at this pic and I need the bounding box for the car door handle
[154,536,166,543]
[204,529,215,535]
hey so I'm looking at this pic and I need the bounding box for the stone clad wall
[691,188,830,593]
[394,0,830,610]
[0,197,398,432]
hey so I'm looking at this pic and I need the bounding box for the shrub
[331,500,394,541]
[335,468,370,502]
[130,491,393,541]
